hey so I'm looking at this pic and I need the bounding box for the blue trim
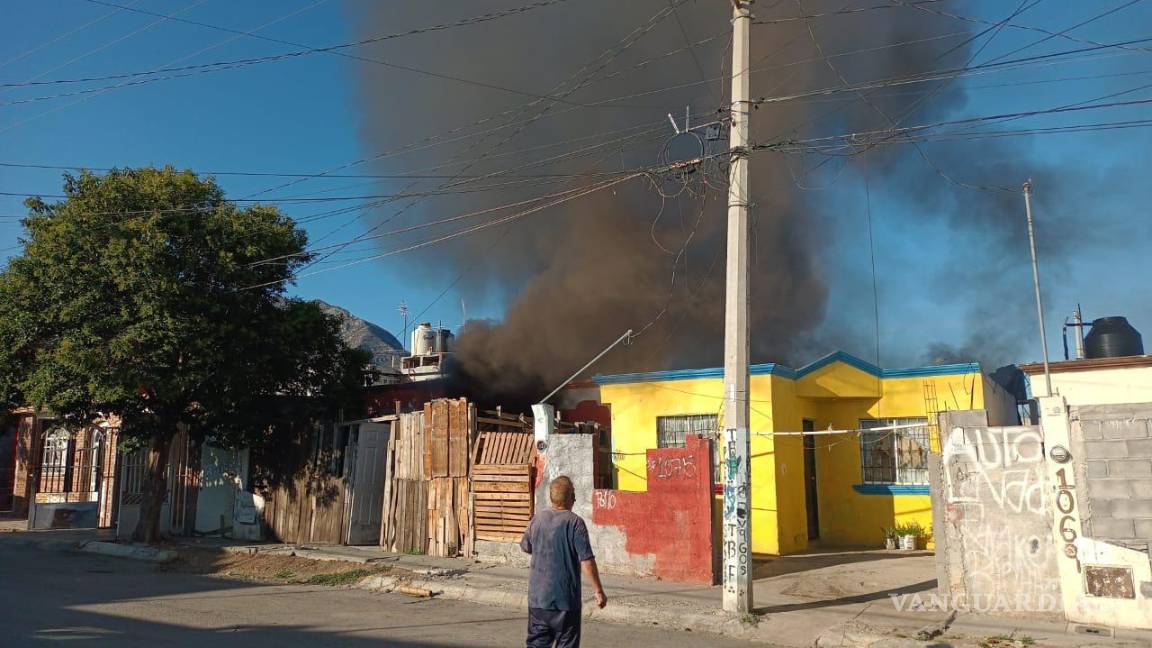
[881,363,981,378]
[796,351,882,378]
[853,484,930,496]
[594,362,794,385]
[593,349,979,386]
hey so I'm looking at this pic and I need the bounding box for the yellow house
[594,351,1018,555]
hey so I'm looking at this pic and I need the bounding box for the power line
[2,0,608,109]
[752,0,945,24]
[282,2,691,273]
[0,0,143,72]
[0,0,211,97]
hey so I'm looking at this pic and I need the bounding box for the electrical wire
[0,0,144,72]
[3,0,586,106]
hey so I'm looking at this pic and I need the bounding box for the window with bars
[859,418,930,485]
[656,414,719,484]
[656,414,716,448]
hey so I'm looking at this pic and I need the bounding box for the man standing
[520,475,607,648]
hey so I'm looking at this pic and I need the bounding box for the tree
[0,167,369,542]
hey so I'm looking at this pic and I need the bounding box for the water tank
[1084,316,1144,359]
[434,328,454,353]
[411,322,435,356]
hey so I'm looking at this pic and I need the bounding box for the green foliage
[893,521,926,537]
[881,526,899,540]
[304,569,375,586]
[0,165,368,449]
[273,570,296,580]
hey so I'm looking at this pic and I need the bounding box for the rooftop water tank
[1084,316,1144,359]
[411,322,435,356]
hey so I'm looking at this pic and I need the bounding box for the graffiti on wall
[941,426,1061,613]
[943,426,1046,514]
[646,456,697,480]
[722,427,750,598]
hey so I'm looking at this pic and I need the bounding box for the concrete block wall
[533,433,716,584]
[1075,404,1152,550]
[932,420,1063,618]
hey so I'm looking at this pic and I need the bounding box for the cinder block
[1087,461,1110,478]
[1109,499,1152,519]
[1129,480,1152,496]
[1091,517,1135,539]
[1103,421,1151,440]
[1090,479,1131,500]
[1086,440,1130,459]
[1128,439,1152,457]
[1081,421,1105,440]
[1134,519,1152,539]
[1108,460,1152,477]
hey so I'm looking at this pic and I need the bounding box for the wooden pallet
[472,463,533,542]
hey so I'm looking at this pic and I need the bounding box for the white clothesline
[753,422,928,437]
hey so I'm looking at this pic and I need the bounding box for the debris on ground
[163,547,394,586]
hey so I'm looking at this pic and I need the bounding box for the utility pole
[1023,180,1052,396]
[722,0,753,615]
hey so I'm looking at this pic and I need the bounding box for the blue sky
[2,0,1150,376]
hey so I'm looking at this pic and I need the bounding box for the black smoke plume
[343,1,1147,402]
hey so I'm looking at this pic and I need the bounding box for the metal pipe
[1072,304,1085,360]
[1023,180,1052,396]
[537,329,633,404]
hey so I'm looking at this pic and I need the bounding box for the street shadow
[0,542,529,647]
[752,548,934,579]
[753,578,938,614]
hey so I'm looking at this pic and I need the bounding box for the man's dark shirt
[520,508,594,611]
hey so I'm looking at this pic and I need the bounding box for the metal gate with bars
[30,426,119,529]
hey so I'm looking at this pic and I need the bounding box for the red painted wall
[560,400,611,428]
[590,435,716,585]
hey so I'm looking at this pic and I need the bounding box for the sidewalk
[176,539,1152,648]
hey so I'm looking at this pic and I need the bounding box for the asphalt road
[0,541,755,647]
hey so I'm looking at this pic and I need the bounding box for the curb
[80,541,177,563]
[358,574,762,642]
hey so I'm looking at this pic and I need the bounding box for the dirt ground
[163,548,395,586]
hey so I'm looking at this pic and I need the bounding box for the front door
[802,419,819,540]
[345,423,390,545]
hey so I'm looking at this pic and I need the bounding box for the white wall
[195,446,249,534]
[1048,366,1152,406]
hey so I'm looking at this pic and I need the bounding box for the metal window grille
[656,414,716,448]
[39,429,72,494]
[656,414,719,484]
[859,418,930,485]
[121,449,148,496]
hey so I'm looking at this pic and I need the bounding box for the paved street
[0,542,759,647]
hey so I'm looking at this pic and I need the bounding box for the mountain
[315,301,405,370]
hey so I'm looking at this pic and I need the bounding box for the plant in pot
[881,527,899,550]
[895,522,925,550]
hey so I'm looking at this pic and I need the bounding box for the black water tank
[1084,316,1144,359]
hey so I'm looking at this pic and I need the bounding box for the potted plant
[895,522,925,550]
[881,527,898,550]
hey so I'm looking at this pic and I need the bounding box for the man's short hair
[549,476,574,508]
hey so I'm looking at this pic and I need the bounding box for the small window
[657,414,720,485]
[656,414,716,448]
[859,418,930,485]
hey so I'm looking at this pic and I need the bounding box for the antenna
[398,301,409,351]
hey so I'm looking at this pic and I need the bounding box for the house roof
[1019,355,1152,374]
[593,350,981,385]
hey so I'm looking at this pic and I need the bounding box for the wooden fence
[259,424,350,545]
[380,399,474,557]
[472,463,533,542]
[471,414,535,543]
